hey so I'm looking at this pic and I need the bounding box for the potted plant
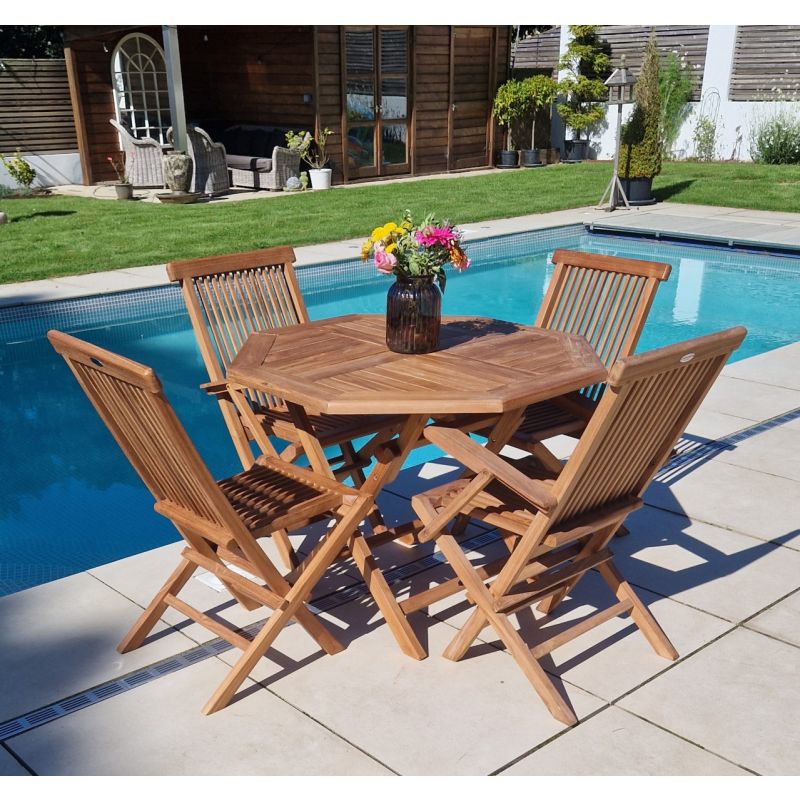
[286,127,334,190]
[556,25,610,161]
[620,34,662,205]
[518,74,558,167]
[492,79,529,168]
[107,153,133,199]
[360,210,470,354]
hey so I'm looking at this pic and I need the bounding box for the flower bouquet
[361,211,470,353]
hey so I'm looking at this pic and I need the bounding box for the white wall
[560,24,800,162]
[0,152,82,188]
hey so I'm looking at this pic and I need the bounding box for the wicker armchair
[168,126,230,196]
[109,119,165,188]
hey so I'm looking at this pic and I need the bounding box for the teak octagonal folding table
[226,314,606,660]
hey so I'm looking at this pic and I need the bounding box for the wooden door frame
[340,25,412,182]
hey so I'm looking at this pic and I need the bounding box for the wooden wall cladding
[512,28,560,76]
[730,26,800,100]
[314,26,344,184]
[0,58,78,156]
[598,26,709,101]
[412,26,451,174]
[180,26,315,128]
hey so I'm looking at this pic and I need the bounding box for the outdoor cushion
[226,154,273,172]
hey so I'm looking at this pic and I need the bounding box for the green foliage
[285,127,334,169]
[659,52,693,157]
[556,25,610,139]
[749,109,800,164]
[492,79,529,149]
[0,25,63,57]
[494,76,558,149]
[621,34,662,180]
[692,115,719,161]
[1,150,37,189]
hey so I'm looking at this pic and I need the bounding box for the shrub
[621,34,662,180]
[749,109,800,164]
[659,51,694,158]
[492,79,530,149]
[556,25,610,140]
[692,115,719,161]
[0,150,37,189]
[520,74,558,149]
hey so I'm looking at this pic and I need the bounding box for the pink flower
[415,226,457,248]
[373,241,397,274]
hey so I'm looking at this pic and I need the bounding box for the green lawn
[2,161,799,284]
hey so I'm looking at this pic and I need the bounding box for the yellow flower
[385,242,397,254]
[360,239,372,261]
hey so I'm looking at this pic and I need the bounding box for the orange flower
[449,245,470,272]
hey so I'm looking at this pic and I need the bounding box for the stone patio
[1,340,798,776]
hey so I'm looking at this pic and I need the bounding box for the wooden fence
[730,26,800,101]
[0,58,78,155]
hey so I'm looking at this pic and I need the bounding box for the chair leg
[118,557,197,653]
[202,496,372,715]
[348,534,427,660]
[272,528,300,570]
[342,440,388,534]
[436,534,577,725]
[598,561,678,660]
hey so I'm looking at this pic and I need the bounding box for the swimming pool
[1,224,798,595]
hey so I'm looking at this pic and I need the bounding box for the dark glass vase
[386,275,441,354]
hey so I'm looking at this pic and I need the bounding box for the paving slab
[683,408,755,441]
[243,599,604,775]
[0,571,196,721]
[502,706,748,775]
[722,342,800,392]
[699,376,800,423]
[620,628,800,775]
[89,529,362,646]
[744,590,800,648]
[7,657,389,775]
[0,746,30,776]
[614,505,800,622]
[645,458,800,551]
[431,568,731,703]
[708,424,800,482]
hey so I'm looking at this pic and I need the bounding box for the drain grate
[3,409,795,743]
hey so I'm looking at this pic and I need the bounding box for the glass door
[344,27,410,179]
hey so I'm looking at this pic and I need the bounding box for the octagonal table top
[227,314,606,416]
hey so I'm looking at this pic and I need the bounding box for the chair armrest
[200,381,228,396]
[424,425,557,514]
[272,146,299,166]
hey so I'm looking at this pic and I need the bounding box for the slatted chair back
[167,246,309,412]
[537,249,671,400]
[551,326,747,524]
[47,330,248,540]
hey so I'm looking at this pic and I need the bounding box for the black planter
[621,177,657,206]
[520,149,542,167]
[564,139,588,161]
[497,150,520,169]
[386,276,442,354]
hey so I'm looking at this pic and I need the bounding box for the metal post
[597,102,630,212]
[162,25,187,153]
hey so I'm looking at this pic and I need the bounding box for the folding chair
[499,249,672,466]
[412,327,746,725]
[48,330,373,715]
[167,246,403,564]
[167,246,402,476]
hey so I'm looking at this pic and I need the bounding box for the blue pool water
[1,225,799,595]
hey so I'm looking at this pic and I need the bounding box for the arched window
[111,33,171,143]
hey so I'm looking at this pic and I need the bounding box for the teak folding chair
[500,249,672,462]
[412,327,746,724]
[48,330,373,715]
[167,246,403,480]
